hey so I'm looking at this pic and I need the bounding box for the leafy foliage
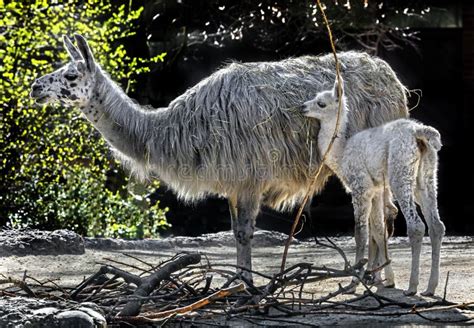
[0,0,169,238]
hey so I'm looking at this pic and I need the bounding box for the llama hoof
[420,290,435,297]
[384,283,396,289]
[403,289,417,296]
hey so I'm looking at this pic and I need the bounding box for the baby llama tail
[414,125,442,152]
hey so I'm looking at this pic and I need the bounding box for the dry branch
[120,283,246,322]
[118,253,201,316]
[71,264,141,300]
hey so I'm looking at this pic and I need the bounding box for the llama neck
[80,68,156,162]
[317,114,348,175]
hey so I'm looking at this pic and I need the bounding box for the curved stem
[280,0,343,272]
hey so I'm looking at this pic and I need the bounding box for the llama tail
[414,126,442,152]
[414,124,441,211]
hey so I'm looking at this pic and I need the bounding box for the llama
[300,78,445,296]
[30,34,408,281]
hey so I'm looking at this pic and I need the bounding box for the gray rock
[0,297,106,328]
[56,310,94,328]
[84,229,298,251]
[0,229,84,257]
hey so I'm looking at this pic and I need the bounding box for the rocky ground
[1,229,473,327]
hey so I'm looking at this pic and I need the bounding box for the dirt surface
[1,230,473,326]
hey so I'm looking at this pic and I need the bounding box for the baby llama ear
[63,35,83,61]
[332,76,345,101]
[74,34,96,73]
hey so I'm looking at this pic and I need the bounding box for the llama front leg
[384,187,398,238]
[369,191,395,289]
[383,253,395,288]
[367,193,382,286]
[353,194,372,267]
[229,195,261,282]
[382,188,396,287]
[345,192,372,293]
[367,231,379,284]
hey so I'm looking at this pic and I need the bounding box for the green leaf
[1,0,168,238]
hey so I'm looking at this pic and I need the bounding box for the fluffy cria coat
[301,78,445,296]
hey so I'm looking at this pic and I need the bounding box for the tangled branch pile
[1,238,473,326]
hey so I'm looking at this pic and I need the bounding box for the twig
[200,276,213,295]
[243,314,319,327]
[0,277,36,297]
[443,271,450,302]
[101,257,148,273]
[122,252,155,268]
[25,275,70,296]
[84,274,119,302]
[71,265,141,300]
[167,276,198,296]
[316,237,351,269]
[280,0,344,273]
[408,302,474,324]
[209,263,274,280]
[414,301,474,313]
[117,283,246,322]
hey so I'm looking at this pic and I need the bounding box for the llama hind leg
[419,195,444,296]
[229,195,261,282]
[388,143,426,296]
[392,184,425,296]
[416,159,445,296]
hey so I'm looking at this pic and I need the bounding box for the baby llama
[300,78,445,296]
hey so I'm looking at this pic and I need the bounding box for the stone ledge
[0,297,106,328]
[84,229,299,250]
[0,229,84,257]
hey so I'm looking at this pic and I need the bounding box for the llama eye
[64,74,78,81]
[317,101,326,108]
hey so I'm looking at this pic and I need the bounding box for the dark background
[120,0,471,237]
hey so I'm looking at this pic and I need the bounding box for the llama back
[159,52,408,209]
[373,119,442,154]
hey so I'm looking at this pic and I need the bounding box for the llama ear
[63,35,83,61]
[74,34,96,73]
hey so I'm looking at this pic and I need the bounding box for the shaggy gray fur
[31,34,408,279]
[92,51,408,211]
[301,79,445,296]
